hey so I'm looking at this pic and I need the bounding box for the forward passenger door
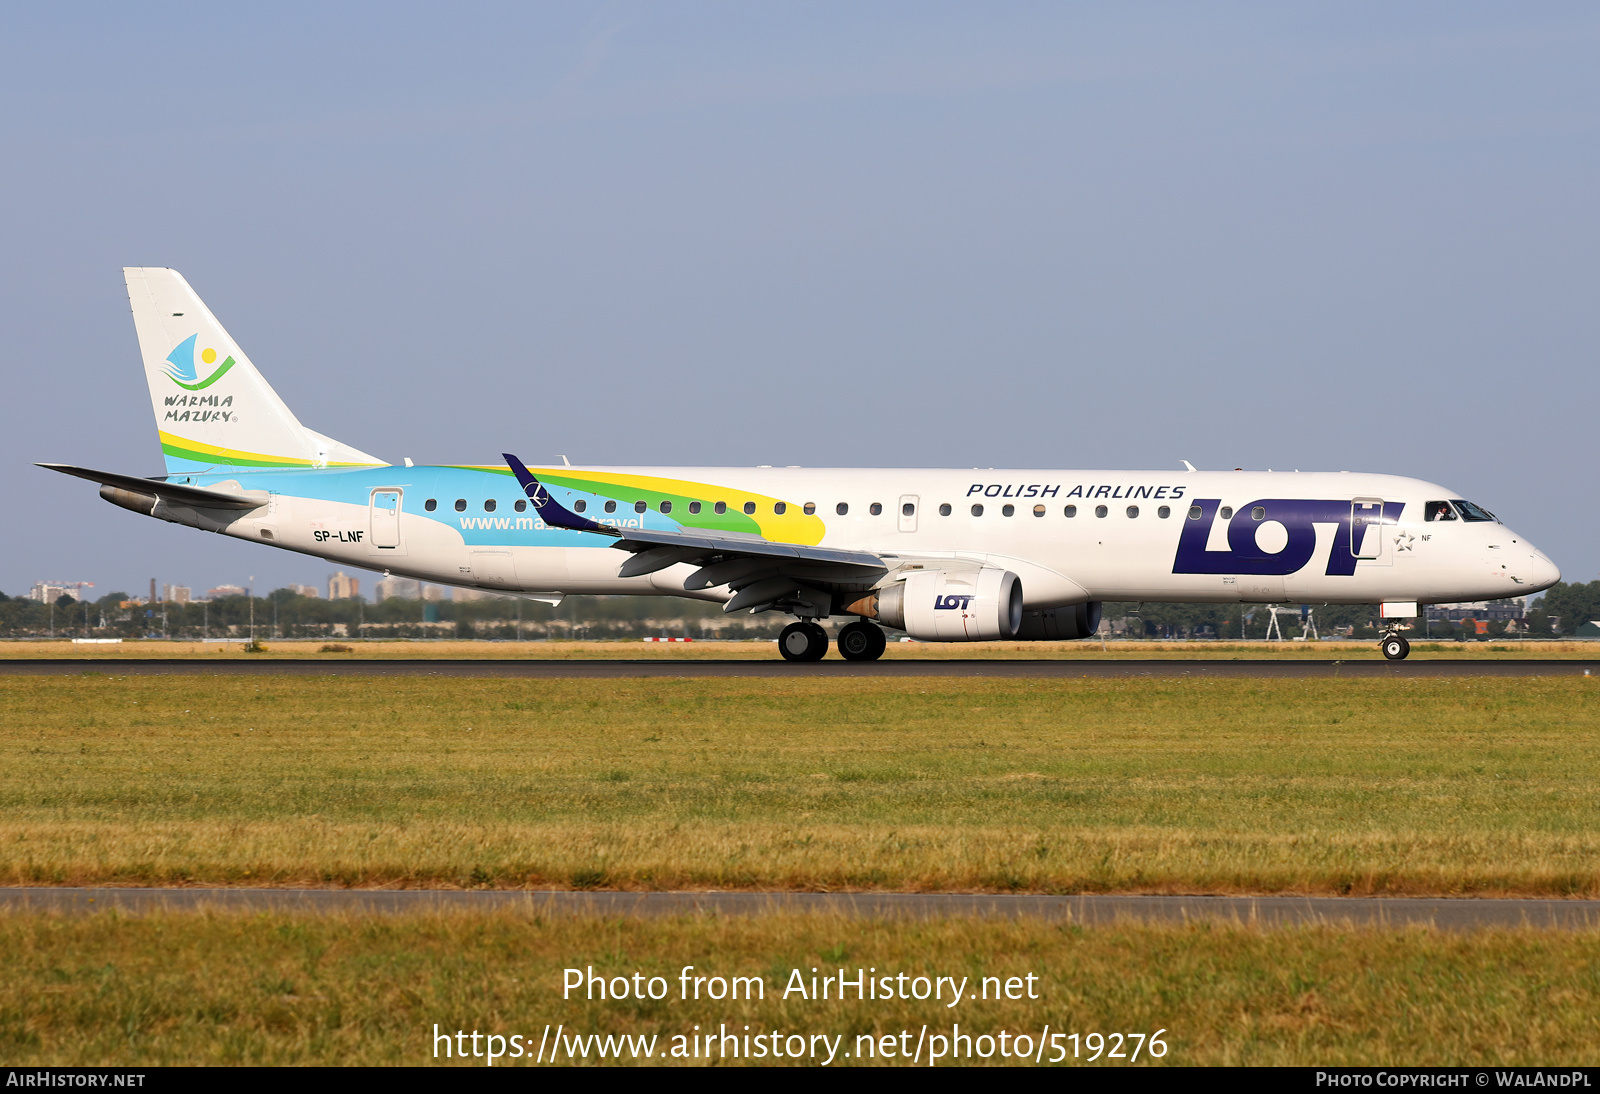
[1350,497,1388,564]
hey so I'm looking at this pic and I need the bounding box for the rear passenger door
[370,489,402,550]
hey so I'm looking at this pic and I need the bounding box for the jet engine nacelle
[855,567,1023,641]
[1014,601,1102,641]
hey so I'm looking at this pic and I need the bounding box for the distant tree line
[0,587,1564,641]
[1524,581,1600,637]
[0,589,784,640]
[1098,600,1527,641]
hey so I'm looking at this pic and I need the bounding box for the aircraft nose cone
[1526,550,1561,592]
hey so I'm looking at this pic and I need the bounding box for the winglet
[502,453,618,536]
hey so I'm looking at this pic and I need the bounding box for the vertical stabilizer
[125,267,385,474]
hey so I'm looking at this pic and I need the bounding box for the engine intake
[847,567,1022,641]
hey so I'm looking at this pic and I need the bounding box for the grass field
[1,638,1595,660]
[3,911,1597,1066]
[2,674,1596,895]
[6,670,1598,1068]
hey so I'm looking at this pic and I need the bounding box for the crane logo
[163,334,236,391]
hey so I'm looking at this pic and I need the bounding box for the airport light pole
[248,576,255,647]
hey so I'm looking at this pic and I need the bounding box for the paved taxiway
[1,888,1595,929]
[0,658,1593,678]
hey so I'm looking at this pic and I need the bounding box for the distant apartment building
[1426,598,1526,622]
[289,584,320,598]
[423,584,447,602]
[374,577,422,601]
[327,572,360,600]
[206,585,247,600]
[163,585,191,605]
[29,582,77,604]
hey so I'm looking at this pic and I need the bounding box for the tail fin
[124,267,386,474]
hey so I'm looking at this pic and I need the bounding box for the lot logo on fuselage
[1172,499,1405,577]
[934,594,975,610]
[163,334,236,391]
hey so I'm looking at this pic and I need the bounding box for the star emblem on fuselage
[1394,531,1415,552]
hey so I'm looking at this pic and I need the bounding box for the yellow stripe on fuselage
[457,465,826,546]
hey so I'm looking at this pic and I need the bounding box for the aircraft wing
[38,463,270,510]
[503,453,886,612]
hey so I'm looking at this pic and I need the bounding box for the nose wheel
[778,621,829,662]
[837,621,887,661]
[1381,634,1410,661]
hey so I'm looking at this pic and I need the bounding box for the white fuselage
[179,464,1558,611]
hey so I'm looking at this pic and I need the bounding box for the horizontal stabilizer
[37,463,268,511]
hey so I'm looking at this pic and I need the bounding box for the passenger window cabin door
[370,489,402,549]
[898,495,919,533]
[1350,497,1386,561]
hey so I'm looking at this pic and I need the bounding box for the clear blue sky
[2,2,1595,599]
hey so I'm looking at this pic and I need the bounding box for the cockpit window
[1424,501,1457,522]
[1452,499,1497,523]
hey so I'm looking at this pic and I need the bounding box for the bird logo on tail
[162,334,236,391]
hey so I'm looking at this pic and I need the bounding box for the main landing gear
[778,621,829,662]
[777,620,888,662]
[836,620,888,662]
[1381,633,1411,661]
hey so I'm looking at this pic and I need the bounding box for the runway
[0,657,1593,678]
[1,888,1595,929]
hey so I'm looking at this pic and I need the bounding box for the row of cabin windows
[959,503,1176,519]
[423,498,528,513]
[419,496,1494,525]
[418,497,1182,519]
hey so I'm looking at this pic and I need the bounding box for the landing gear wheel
[778,621,829,662]
[837,621,887,661]
[1381,635,1410,661]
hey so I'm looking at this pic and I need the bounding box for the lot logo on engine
[934,594,975,610]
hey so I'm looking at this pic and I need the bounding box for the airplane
[40,268,1561,662]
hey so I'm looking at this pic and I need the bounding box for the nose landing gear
[1380,633,1410,661]
[837,620,887,661]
